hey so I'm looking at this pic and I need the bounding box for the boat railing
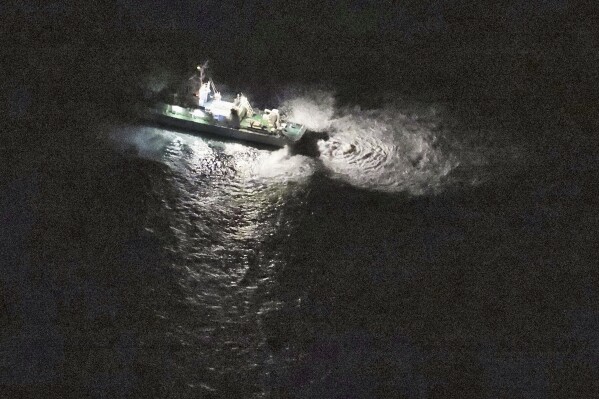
[240,94,254,117]
[210,80,219,96]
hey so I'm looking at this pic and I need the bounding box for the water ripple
[318,106,458,194]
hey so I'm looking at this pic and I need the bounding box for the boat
[148,102,306,148]
[145,64,307,148]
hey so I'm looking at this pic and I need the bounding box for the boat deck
[240,115,305,142]
[156,103,305,142]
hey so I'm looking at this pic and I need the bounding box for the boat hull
[147,106,297,148]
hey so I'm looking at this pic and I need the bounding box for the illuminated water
[2,94,597,398]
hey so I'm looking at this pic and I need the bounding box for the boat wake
[281,92,463,195]
[321,107,458,194]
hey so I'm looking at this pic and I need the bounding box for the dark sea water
[2,83,598,398]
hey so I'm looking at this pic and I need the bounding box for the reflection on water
[109,124,322,394]
[86,101,597,397]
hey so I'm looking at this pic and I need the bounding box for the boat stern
[281,122,307,143]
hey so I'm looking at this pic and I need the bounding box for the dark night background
[1,1,599,398]
[3,1,598,118]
